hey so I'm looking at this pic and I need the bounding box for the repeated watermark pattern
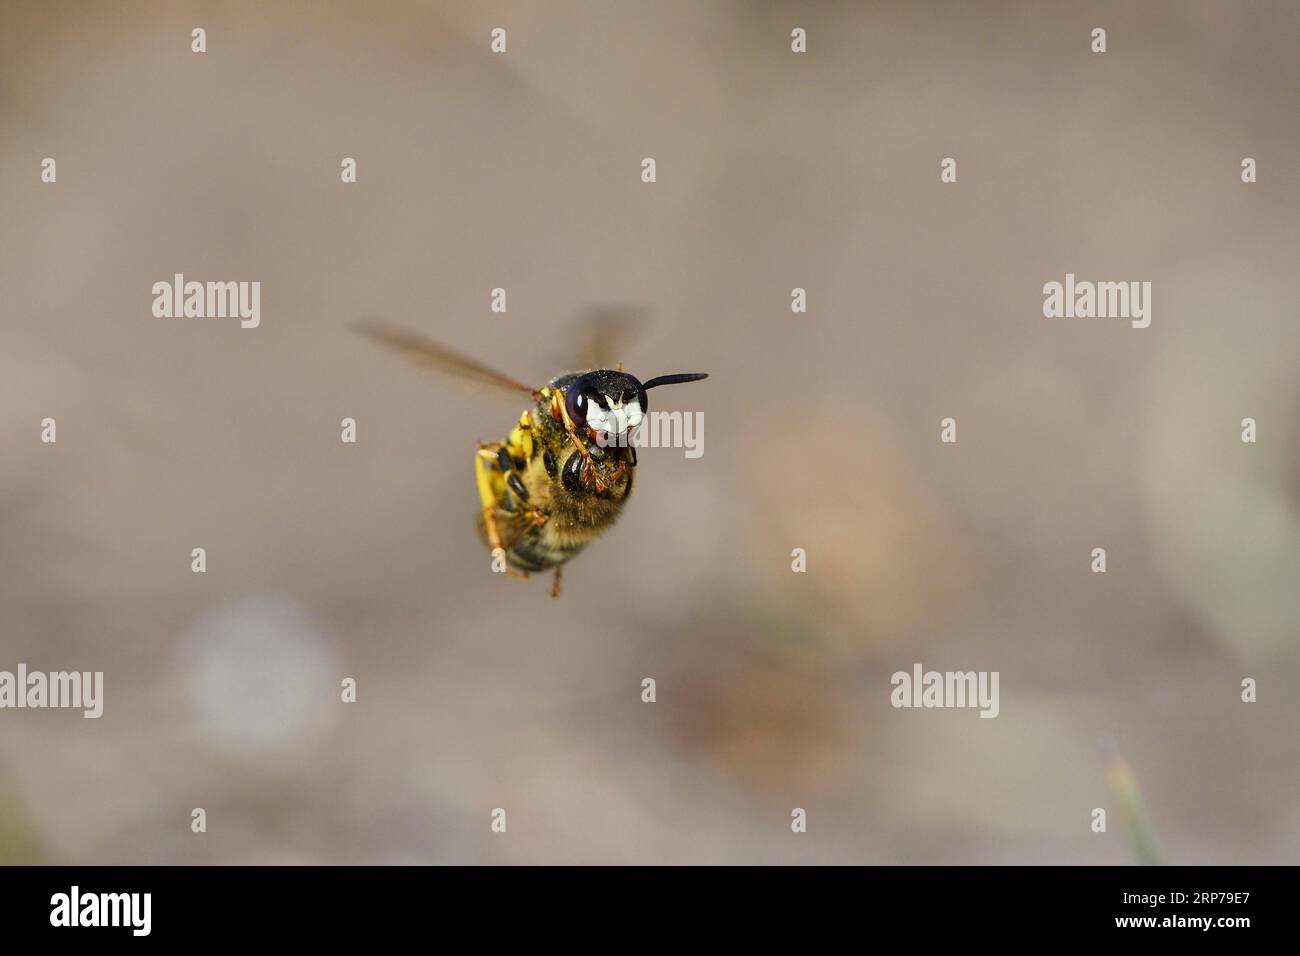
[6,8,1289,879]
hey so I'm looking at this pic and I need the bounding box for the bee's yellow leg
[475,446,528,581]
[549,565,563,599]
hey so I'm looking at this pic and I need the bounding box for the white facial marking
[585,403,612,434]
[586,396,643,436]
[624,398,644,429]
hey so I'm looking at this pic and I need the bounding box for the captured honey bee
[357,318,708,598]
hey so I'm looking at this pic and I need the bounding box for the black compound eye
[637,387,648,415]
[565,375,596,427]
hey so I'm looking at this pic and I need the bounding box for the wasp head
[557,369,708,448]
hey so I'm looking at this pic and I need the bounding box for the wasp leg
[559,413,608,489]
[475,446,528,581]
[550,392,608,492]
[509,409,536,464]
[504,470,549,529]
[549,565,563,599]
[503,471,527,502]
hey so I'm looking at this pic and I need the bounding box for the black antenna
[641,373,708,390]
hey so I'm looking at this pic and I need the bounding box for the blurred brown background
[1,1,1296,864]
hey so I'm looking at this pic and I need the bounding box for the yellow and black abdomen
[505,519,590,572]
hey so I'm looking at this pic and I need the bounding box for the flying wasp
[356,317,708,598]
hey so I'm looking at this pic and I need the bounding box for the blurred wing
[573,306,646,371]
[355,319,537,397]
